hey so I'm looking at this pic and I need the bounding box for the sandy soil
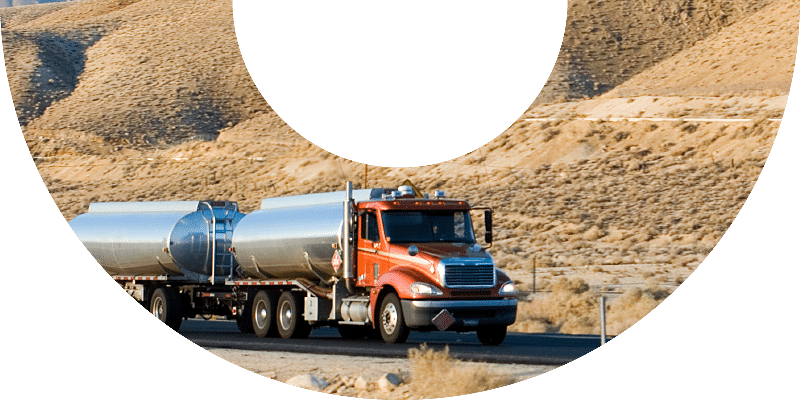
[206,347,556,399]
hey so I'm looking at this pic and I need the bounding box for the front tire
[150,287,183,331]
[378,293,409,344]
[276,291,311,339]
[476,325,507,346]
[252,290,278,338]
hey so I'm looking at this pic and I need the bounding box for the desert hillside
[536,0,777,103]
[5,0,799,336]
[2,0,786,142]
[3,0,269,141]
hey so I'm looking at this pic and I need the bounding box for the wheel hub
[152,297,164,319]
[382,302,398,334]
[254,301,267,329]
[280,301,293,330]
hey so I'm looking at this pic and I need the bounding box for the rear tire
[378,293,409,344]
[476,325,507,346]
[150,287,183,331]
[276,291,311,339]
[252,290,279,338]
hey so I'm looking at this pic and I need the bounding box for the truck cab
[354,188,517,344]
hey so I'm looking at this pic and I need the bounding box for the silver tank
[232,188,389,280]
[69,201,244,278]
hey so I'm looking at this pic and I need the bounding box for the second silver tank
[232,188,387,280]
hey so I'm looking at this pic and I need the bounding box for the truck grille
[444,264,495,288]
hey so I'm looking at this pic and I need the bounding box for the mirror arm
[471,206,493,249]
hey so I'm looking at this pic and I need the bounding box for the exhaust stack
[343,182,355,291]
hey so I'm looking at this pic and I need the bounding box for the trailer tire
[378,293,409,344]
[276,291,311,339]
[252,290,279,338]
[150,287,183,331]
[476,325,507,346]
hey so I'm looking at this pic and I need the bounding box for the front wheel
[476,325,507,346]
[276,291,311,339]
[378,293,409,344]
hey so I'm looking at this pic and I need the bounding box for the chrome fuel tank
[69,201,243,278]
[233,188,388,280]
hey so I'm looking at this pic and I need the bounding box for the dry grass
[512,278,673,336]
[513,278,601,334]
[606,284,672,335]
[407,345,513,399]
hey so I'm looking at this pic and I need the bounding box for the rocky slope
[3,0,787,142]
[4,0,269,140]
[536,0,777,103]
[605,0,798,97]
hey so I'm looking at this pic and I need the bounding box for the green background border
[0,2,800,418]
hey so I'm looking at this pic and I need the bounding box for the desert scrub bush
[682,123,699,133]
[543,128,561,142]
[606,285,672,335]
[408,345,513,398]
[535,278,552,292]
[511,278,600,335]
[510,300,552,333]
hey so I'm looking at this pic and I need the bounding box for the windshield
[381,210,475,243]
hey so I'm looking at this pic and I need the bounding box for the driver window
[360,212,379,242]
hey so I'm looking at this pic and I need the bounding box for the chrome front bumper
[401,298,517,330]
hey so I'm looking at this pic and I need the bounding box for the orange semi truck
[69,182,518,345]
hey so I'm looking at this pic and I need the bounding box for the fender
[495,269,511,289]
[370,265,436,321]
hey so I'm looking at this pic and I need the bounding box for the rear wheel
[378,293,409,344]
[252,290,279,338]
[276,291,311,339]
[150,287,183,331]
[476,325,507,346]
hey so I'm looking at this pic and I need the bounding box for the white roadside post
[600,295,607,345]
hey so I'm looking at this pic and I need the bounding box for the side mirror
[484,210,492,244]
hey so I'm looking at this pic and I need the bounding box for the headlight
[410,282,443,296]
[500,281,516,295]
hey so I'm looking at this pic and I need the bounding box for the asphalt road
[179,319,607,365]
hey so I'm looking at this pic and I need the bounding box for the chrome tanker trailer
[70,200,245,329]
[69,183,517,345]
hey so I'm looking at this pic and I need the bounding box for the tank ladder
[202,202,237,285]
[213,209,236,283]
